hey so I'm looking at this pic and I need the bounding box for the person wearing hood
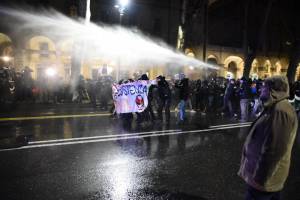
[156,75,171,123]
[175,77,189,122]
[238,75,298,200]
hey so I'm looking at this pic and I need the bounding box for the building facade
[0,0,182,81]
[1,0,300,81]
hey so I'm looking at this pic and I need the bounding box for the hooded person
[175,76,189,122]
[140,74,149,81]
[156,75,171,123]
[238,75,298,200]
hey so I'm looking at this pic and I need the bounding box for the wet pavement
[0,107,299,200]
[0,103,105,118]
[0,106,231,143]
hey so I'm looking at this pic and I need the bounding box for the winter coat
[175,78,189,101]
[157,80,171,100]
[239,81,251,99]
[238,76,298,192]
[224,83,235,101]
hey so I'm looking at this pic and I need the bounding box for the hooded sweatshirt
[238,75,298,192]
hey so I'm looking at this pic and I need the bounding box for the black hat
[140,74,149,80]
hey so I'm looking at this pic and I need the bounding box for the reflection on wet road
[0,112,247,143]
[0,112,299,199]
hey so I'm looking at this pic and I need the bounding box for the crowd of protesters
[0,65,114,109]
[116,73,300,125]
[2,65,300,122]
[0,65,35,104]
[114,73,261,124]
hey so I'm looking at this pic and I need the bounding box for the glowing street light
[120,0,129,7]
[46,68,57,77]
[115,0,130,18]
[2,56,11,62]
[189,65,195,70]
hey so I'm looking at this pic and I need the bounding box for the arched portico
[207,54,218,65]
[0,33,13,66]
[25,35,58,80]
[223,56,244,79]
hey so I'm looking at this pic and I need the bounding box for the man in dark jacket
[238,75,298,200]
[175,77,189,122]
[223,79,235,118]
[156,76,171,123]
[195,80,202,110]
[201,80,209,113]
[239,77,251,122]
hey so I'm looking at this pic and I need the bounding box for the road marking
[29,129,181,145]
[0,113,111,122]
[0,110,177,122]
[29,122,252,145]
[209,122,252,128]
[0,110,219,122]
[0,124,251,152]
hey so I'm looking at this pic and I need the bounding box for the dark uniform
[156,76,171,123]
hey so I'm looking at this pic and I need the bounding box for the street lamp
[2,56,11,63]
[115,0,130,24]
[120,0,129,6]
[189,66,195,70]
[114,0,130,81]
[46,67,57,77]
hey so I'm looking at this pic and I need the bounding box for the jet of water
[0,6,218,72]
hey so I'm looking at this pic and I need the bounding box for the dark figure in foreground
[238,76,298,200]
[156,75,171,123]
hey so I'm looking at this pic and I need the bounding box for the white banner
[112,80,152,114]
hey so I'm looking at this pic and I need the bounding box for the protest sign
[112,80,151,113]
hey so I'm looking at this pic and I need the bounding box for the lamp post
[114,0,129,81]
[115,0,129,24]
[2,56,11,63]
